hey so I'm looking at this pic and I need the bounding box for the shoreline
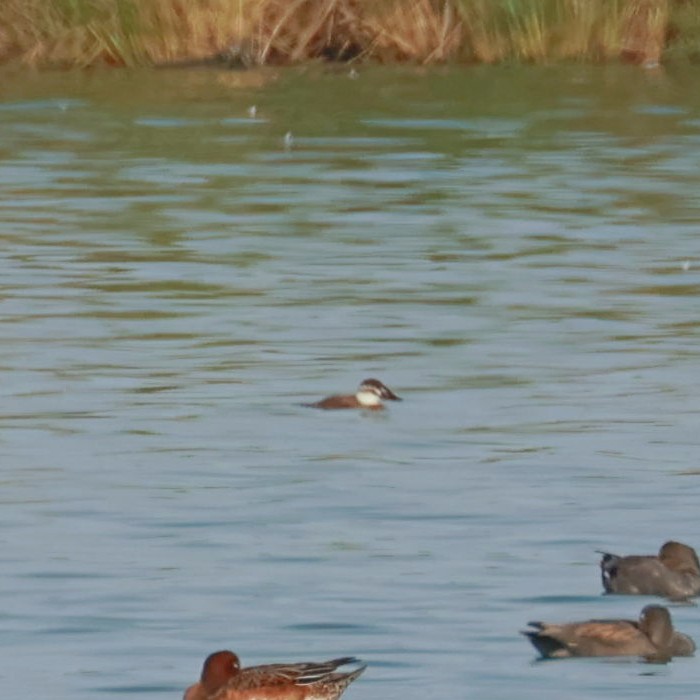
[0,0,697,70]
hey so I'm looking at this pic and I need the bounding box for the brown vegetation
[0,0,694,69]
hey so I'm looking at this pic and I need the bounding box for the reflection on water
[2,65,700,700]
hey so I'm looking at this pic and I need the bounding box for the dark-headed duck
[184,651,366,700]
[522,604,695,660]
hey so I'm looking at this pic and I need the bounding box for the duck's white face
[355,389,382,407]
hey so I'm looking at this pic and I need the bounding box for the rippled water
[2,64,700,699]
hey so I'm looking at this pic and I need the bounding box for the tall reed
[0,0,684,68]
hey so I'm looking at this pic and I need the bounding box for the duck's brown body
[522,605,695,659]
[184,652,365,700]
[600,541,700,599]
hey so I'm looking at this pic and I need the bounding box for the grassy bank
[1,0,698,69]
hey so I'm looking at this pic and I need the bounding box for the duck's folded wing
[571,621,641,646]
[564,620,660,656]
[233,658,361,689]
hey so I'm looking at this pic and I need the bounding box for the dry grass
[456,0,669,64]
[0,0,687,68]
[619,0,670,65]
[1,0,143,66]
[366,0,464,63]
[666,0,700,61]
[137,0,247,65]
[250,0,365,64]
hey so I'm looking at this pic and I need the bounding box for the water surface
[2,64,700,699]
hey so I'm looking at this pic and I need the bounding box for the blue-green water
[2,64,700,699]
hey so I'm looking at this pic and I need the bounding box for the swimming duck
[599,540,700,599]
[522,604,695,659]
[305,378,401,410]
[184,651,366,700]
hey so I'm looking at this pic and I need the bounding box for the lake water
[2,63,700,699]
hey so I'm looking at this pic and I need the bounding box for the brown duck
[184,651,366,700]
[600,541,700,599]
[522,604,695,659]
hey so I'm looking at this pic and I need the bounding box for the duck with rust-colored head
[184,651,366,700]
[305,378,401,410]
[522,604,695,660]
[599,540,700,600]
